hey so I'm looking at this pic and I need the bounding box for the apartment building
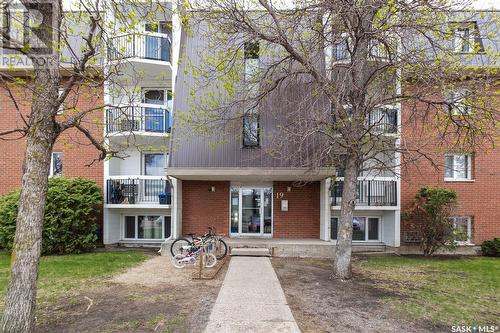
[162,11,499,253]
[0,2,177,245]
[102,3,179,246]
[1,3,497,252]
[166,18,401,251]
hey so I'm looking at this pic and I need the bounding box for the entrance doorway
[230,186,272,237]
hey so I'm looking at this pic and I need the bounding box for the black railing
[107,178,171,204]
[368,108,398,133]
[331,179,397,206]
[109,33,171,62]
[106,106,171,133]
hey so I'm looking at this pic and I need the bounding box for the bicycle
[170,226,228,260]
[172,241,217,268]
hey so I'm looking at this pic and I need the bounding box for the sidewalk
[204,257,301,333]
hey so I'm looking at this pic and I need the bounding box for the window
[143,89,167,105]
[243,41,260,147]
[50,152,63,177]
[242,114,259,147]
[144,22,171,61]
[142,89,170,132]
[145,21,171,37]
[444,154,472,180]
[453,22,482,53]
[447,89,471,115]
[143,153,165,176]
[330,216,380,241]
[449,216,472,243]
[123,215,171,240]
[334,39,349,61]
[58,88,64,114]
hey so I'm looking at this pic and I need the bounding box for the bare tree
[177,0,499,279]
[0,0,172,331]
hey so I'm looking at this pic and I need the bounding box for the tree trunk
[333,155,359,280]
[1,61,59,332]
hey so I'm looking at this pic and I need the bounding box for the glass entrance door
[230,187,272,237]
[241,189,261,234]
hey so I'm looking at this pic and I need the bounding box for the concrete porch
[226,238,392,258]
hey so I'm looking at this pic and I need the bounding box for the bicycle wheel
[204,253,217,268]
[214,239,228,260]
[170,238,191,257]
[172,254,186,268]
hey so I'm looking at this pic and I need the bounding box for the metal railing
[331,179,397,206]
[106,177,171,205]
[106,106,171,133]
[368,108,398,133]
[109,33,171,62]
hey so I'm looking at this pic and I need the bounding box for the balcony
[109,33,171,62]
[331,179,397,207]
[106,105,171,134]
[368,108,398,134]
[106,177,171,206]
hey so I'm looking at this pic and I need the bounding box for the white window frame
[453,23,476,54]
[444,154,473,181]
[449,216,472,245]
[49,152,63,177]
[58,88,65,114]
[330,216,382,242]
[142,152,167,176]
[141,88,169,106]
[122,215,171,240]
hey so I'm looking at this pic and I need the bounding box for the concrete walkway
[204,257,301,333]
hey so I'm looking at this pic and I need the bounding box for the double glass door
[231,187,272,236]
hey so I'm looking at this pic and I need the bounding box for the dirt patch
[272,257,446,333]
[35,255,228,333]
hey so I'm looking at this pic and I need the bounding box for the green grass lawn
[355,256,500,326]
[0,251,148,310]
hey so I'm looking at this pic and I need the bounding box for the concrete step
[352,244,386,253]
[231,247,271,257]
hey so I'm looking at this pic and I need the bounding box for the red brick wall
[400,92,500,245]
[181,181,230,236]
[181,180,320,239]
[273,182,320,238]
[0,80,104,196]
[400,151,500,244]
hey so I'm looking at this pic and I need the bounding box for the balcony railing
[106,106,171,134]
[368,108,398,133]
[109,33,171,62]
[106,177,171,205]
[331,179,397,206]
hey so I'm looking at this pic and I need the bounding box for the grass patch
[0,251,148,310]
[355,256,500,326]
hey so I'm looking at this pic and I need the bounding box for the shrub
[0,177,102,255]
[481,238,500,257]
[405,186,459,256]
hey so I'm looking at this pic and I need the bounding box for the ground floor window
[449,216,472,243]
[331,216,380,241]
[123,215,171,240]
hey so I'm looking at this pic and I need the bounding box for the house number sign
[275,192,284,199]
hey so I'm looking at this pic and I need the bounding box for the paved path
[204,257,301,333]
